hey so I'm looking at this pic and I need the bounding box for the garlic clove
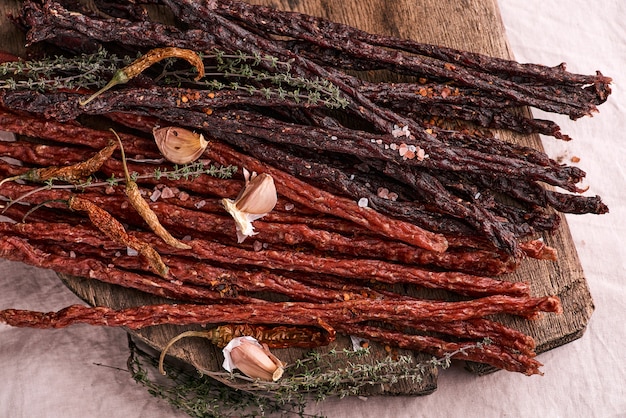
[222,169,277,243]
[153,126,208,164]
[222,336,284,381]
[235,170,277,214]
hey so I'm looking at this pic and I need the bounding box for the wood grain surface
[0,0,594,396]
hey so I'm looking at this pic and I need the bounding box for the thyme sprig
[0,48,349,108]
[3,161,238,218]
[127,335,491,418]
[0,49,132,92]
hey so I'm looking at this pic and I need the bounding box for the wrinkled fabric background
[1,1,624,417]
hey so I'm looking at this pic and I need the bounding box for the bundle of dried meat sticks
[0,0,611,377]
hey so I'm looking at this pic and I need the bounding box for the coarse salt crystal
[194,200,207,209]
[390,143,397,150]
[377,187,390,199]
[253,240,263,251]
[160,187,175,199]
[127,247,139,256]
[416,148,426,161]
[150,189,161,202]
[330,135,338,140]
[357,197,369,208]
[284,203,295,211]
[398,143,409,157]
[178,191,190,201]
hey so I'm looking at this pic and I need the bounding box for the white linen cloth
[1,1,624,417]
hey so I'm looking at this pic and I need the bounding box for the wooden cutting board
[0,0,594,396]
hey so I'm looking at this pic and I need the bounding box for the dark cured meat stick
[211,0,608,86]
[208,0,610,117]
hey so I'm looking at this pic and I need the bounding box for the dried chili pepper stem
[111,129,191,250]
[158,322,334,374]
[159,330,210,375]
[79,47,205,106]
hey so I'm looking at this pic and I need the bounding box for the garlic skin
[222,336,284,381]
[222,169,277,243]
[153,126,208,164]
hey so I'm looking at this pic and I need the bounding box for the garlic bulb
[222,169,277,243]
[222,336,284,381]
[153,126,208,164]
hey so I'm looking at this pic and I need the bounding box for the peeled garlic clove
[235,171,277,214]
[222,336,284,381]
[153,126,208,164]
[222,170,277,243]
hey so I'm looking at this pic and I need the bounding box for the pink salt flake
[150,189,162,202]
[416,148,426,161]
[178,191,190,201]
[377,187,390,199]
[398,143,409,157]
[160,187,175,199]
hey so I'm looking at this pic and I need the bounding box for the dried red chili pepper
[79,47,205,105]
[112,129,191,250]
[0,141,116,187]
[66,194,170,277]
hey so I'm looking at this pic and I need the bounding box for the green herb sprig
[126,335,492,418]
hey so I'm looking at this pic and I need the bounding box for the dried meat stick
[0,168,533,270]
[201,146,448,253]
[2,183,516,278]
[0,198,525,297]
[336,323,543,376]
[394,318,537,356]
[0,81,587,194]
[211,0,608,87]
[0,235,241,303]
[0,294,561,331]
[208,0,609,117]
[35,240,365,303]
[0,303,543,375]
[19,0,215,52]
[3,218,453,305]
[202,109,586,192]
[0,109,161,159]
[3,106,449,253]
